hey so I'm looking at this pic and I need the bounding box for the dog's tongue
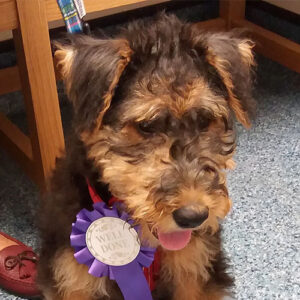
[158,230,192,251]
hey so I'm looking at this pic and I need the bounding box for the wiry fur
[38,14,254,300]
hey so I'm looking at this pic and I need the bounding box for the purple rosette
[71,202,156,300]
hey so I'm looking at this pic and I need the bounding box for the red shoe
[0,231,40,298]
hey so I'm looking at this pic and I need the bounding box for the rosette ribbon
[71,202,156,300]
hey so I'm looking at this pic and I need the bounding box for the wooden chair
[0,0,65,189]
[220,0,300,73]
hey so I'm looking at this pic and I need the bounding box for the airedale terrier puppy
[38,14,255,300]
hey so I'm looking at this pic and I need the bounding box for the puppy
[38,14,255,300]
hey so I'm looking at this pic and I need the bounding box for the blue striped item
[56,0,83,33]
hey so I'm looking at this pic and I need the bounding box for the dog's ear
[190,29,255,128]
[54,36,133,133]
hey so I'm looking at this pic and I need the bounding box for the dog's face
[56,15,254,250]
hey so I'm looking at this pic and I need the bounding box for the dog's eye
[198,116,211,130]
[136,114,168,136]
[137,120,156,135]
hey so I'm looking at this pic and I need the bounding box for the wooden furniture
[0,0,65,189]
[220,0,300,73]
[0,0,298,189]
[264,0,300,15]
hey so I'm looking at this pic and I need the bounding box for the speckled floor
[0,14,299,298]
[222,56,300,300]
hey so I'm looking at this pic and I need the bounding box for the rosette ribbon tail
[111,260,153,300]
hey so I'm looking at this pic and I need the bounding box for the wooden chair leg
[13,0,64,189]
[219,0,246,29]
[219,0,300,73]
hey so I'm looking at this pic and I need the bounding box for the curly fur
[38,13,254,300]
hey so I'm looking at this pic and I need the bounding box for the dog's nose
[173,206,209,228]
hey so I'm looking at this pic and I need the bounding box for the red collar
[87,180,119,206]
[86,180,160,291]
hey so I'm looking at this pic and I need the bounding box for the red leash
[87,181,160,291]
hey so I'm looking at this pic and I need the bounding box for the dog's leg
[43,291,92,300]
[60,291,93,300]
[199,289,230,300]
[174,279,201,300]
[160,237,210,300]
[160,234,232,300]
[174,279,229,300]
[44,247,109,300]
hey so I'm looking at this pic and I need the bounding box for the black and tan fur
[38,14,255,300]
